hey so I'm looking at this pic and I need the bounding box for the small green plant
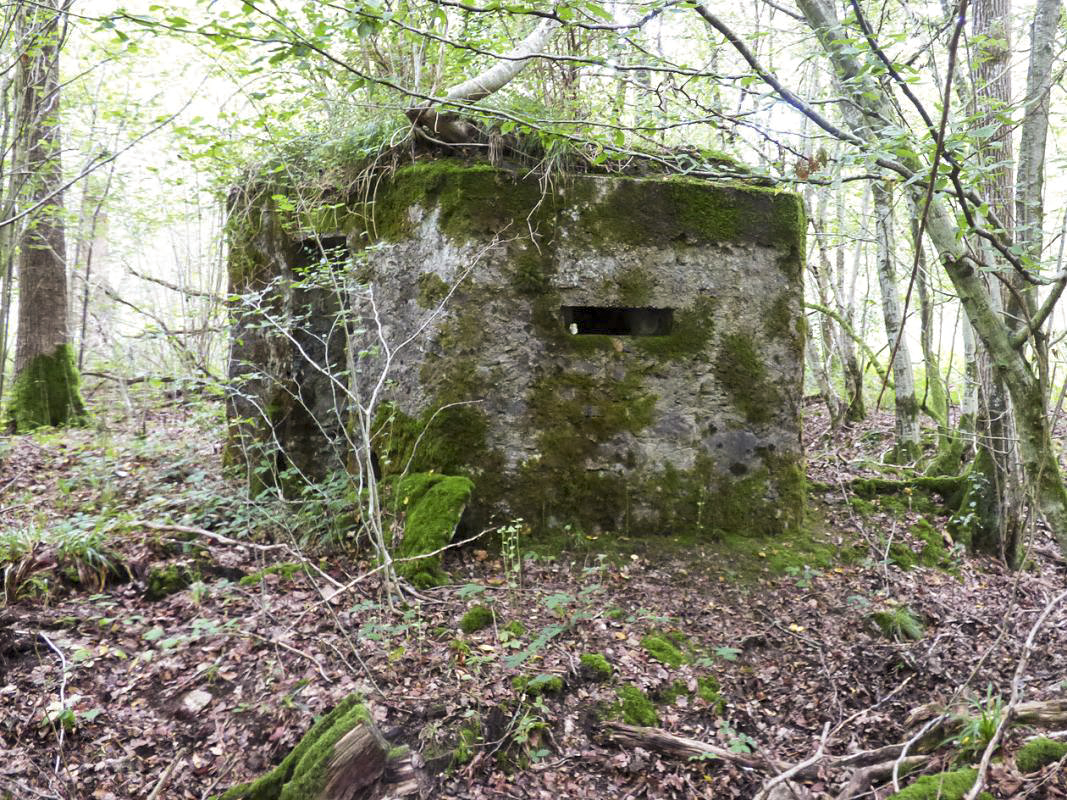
[514,696,551,762]
[952,686,1004,763]
[500,520,523,601]
[717,720,757,754]
[869,606,924,641]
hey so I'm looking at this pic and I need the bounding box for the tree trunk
[912,221,948,427]
[6,0,85,432]
[872,182,920,463]
[837,186,866,421]
[789,0,1067,559]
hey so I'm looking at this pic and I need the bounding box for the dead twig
[965,587,1067,800]
[756,722,831,800]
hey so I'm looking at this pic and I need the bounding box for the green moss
[616,685,659,727]
[914,519,952,568]
[885,769,992,800]
[888,540,918,571]
[658,680,690,705]
[7,344,88,432]
[696,675,725,713]
[612,266,654,305]
[145,564,197,601]
[239,562,305,586]
[459,604,494,634]
[641,634,687,667]
[453,722,481,766]
[633,296,717,360]
[416,272,451,309]
[575,177,804,252]
[714,333,780,426]
[502,620,526,637]
[374,403,491,479]
[765,293,796,342]
[372,161,548,244]
[870,607,924,641]
[1016,737,1067,773]
[579,653,614,681]
[216,694,377,800]
[512,673,564,695]
[392,472,474,588]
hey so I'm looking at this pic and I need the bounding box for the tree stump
[217,694,421,800]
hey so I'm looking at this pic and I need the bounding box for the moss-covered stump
[6,344,88,432]
[216,694,414,800]
[391,472,473,588]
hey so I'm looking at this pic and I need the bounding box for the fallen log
[599,722,772,771]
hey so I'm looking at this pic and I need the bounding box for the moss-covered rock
[512,673,564,695]
[459,605,494,634]
[579,653,614,681]
[145,563,198,601]
[885,769,993,800]
[1015,737,1067,773]
[7,344,88,432]
[216,694,394,800]
[392,472,473,588]
[641,634,687,668]
[615,685,659,727]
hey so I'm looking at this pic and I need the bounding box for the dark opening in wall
[294,236,349,270]
[561,306,674,336]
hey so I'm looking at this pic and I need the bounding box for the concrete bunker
[227,160,806,537]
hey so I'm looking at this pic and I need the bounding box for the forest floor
[1,385,1067,800]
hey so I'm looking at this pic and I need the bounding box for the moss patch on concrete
[216,693,376,800]
[392,472,474,587]
[7,344,88,432]
[573,176,805,252]
[713,333,779,426]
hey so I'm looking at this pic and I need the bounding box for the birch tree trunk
[872,182,921,462]
[6,0,86,432]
